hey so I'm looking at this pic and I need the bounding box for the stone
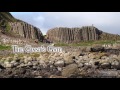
[62,64,79,77]
[32,61,39,66]
[84,63,92,68]
[6,57,13,62]
[13,62,19,67]
[0,68,2,72]
[37,55,48,61]
[24,59,29,64]
[10,60,17,64]
[57,67,62,71]
[35,76,42,78]
[100,62,111,69]
[82,55,89,60]
[27,57,33,61]
[111,55,118,59]
[88,53,96,59]
[32,66,38,70]
[91,46,105,52]
[85,47,92,52]
[111,61,120,69]
[63,54,74,64]
[0,64,5,69]
[72,51,81,57]
[50,75,66,78]
[54,60,64,67]
[101,56,108,59]
[49,60,55,65]
[4,62,14,68]
[18,63,25,68]
[39,60,47,68]
[96,70,119,77]
[27,62,33,67]
[94,61,100,66]
[78,63,84,68]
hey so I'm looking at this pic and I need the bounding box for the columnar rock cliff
[8,22,43,41]
[0,12,43,41]
[46,26,120,43]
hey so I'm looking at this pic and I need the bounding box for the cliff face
[8,22,43,41]
[0,12,43,41]
[46,26,120,43]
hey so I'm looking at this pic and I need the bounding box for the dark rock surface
[46,26,120,43]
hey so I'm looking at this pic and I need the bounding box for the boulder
[111,60,120,69]
[54,60,65,67]
[62,64,79,77]
[91,46,105,52]
[100,62,111,69]
[64,56,74,64]
[4,62,14,68]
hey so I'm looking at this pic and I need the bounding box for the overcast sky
[10,12,120,35]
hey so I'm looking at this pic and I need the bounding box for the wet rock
[91,46,105,52]
[100,62,111,69]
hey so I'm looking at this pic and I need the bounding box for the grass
[55,43,69,46]
[55,40,117,46]
[0,45,11,50]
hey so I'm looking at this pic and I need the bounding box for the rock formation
[0,12,44,42]
[8,21,43,41]
[46,26,120,43]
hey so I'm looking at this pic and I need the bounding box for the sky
[10,12,120,35]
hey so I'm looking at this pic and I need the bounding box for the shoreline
[0,46,120,78]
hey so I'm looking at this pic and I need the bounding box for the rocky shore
[0,46,120,78]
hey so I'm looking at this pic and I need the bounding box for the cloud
[11,12,120,35]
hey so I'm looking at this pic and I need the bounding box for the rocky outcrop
[1,50,120,78]
[8,21,43,41]
[46,26,120,43]
[0,12,44,42]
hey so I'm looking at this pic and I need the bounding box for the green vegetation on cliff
[0,12,16,33]
[0,45,11,50]
[0,12,16,22]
